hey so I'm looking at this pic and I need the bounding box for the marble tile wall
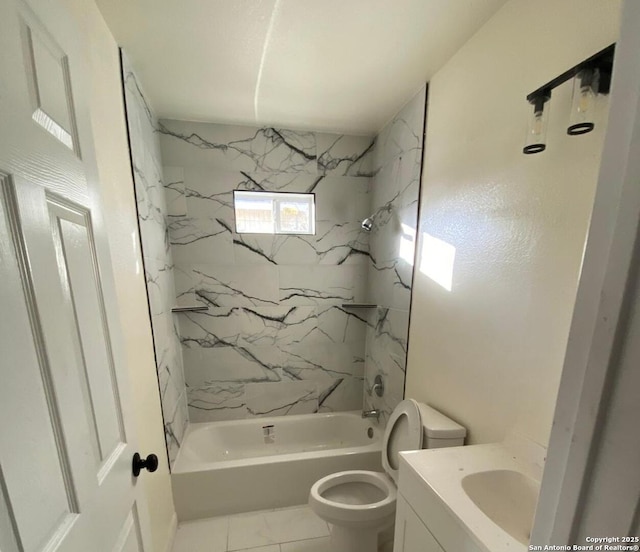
[122,54,188,466]
[158,120,376,421]
[363,86,427,426]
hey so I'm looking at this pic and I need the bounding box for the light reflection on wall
[132,231,141,275]
[399,223,417,266]
[419,233,456,291]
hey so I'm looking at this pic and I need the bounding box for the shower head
[361,217,374,232]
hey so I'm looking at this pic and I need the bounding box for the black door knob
[132,453,159,477]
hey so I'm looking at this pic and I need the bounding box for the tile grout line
[275,533,330,545]
[228,533,329,551]
[281,537,330,551]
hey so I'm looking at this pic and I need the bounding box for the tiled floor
[171,505,331,552]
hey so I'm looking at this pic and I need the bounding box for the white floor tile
[281,536,330,552]
[227,510,279,550]
[266,506,329,543]
[172,516,229,552]
[227,506,328,551]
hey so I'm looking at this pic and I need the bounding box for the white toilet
[308,399,466,552]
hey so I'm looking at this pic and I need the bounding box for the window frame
[232,189,317,236]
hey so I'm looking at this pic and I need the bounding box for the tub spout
[362,409,380,421]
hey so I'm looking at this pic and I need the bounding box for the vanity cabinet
[393,496,444,552]
[393,452,486,552]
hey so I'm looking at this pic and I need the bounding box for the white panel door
[0,0,154,551]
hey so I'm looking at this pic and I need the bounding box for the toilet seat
[380,399,423,484]
[309,470,396,528]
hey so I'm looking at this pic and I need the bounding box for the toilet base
[329,524,378,552]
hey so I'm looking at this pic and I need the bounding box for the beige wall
[76,1,177,550]
[406,0,621,447]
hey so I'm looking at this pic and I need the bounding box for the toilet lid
[382,399,424,484]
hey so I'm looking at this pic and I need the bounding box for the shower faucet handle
[372,375,384,397]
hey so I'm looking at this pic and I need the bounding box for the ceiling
[97,0,508,135]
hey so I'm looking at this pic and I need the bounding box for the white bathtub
[171,411,383,520]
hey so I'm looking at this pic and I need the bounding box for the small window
[233,191,315,235]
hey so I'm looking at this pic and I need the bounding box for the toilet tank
[416,403,466,449]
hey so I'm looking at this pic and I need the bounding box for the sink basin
[399,438,546,551]
[462,469,540,545]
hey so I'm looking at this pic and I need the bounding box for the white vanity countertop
[398,435,546,552]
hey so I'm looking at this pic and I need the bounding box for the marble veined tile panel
[123,55,189,465]
[181,340,365,401]
[231,222,371,266]
[185,166,322,196]
[157,356,182,431]
[392,261,414,311]
[313,176,370,223]
[368,223,406,272]
[233,233,319,266]
[363,308,410,424]
[188,383,248,422]
[159,119,318,174]
[123,68,160,169]
[368,308,408,372]
[368,260,413,312]
[145,256,178,316]
[178,306,367,350]
[370,152,422,230]
[163,166,187,218]
[166,391,188,466]
[134,161,169,258]
[156,321,186,394]
[168,215,234,264]
[316,133,375,177]
[182,345,284,388]
[150,308,172,363]
[235,170,324,193]
[187,380,326,422]
[178,307,278,349]
[182,178,235,220]
[243,380,319,417]
[175,263,280,308]
[314,221,370,266]
[313,305,368,344]
[373,86,426,172]
[156,320,186,404]
[281,341,365,381]
[187,379,361,422]
[278,265,368,306]
[144,256,162,316]
[318,377,363,412]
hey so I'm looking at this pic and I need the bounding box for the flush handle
[132,452,159,477]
